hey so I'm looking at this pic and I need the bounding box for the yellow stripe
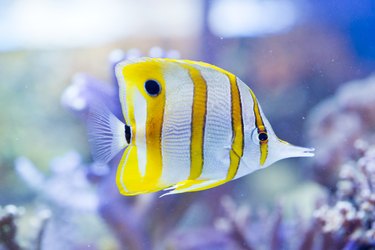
[227,75,244,180]
[249,89,268,166]
[144,65,165,188]
[186,65,207,180]
[144,84,165,187]
[117,60,166,193]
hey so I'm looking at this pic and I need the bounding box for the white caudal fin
[87,104,129,163]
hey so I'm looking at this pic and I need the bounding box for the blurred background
[1,0,375,249]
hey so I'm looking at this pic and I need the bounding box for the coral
[306,74,375,249]
[0,205,50,250]
[15,152,98,211]
[307,74,375,187]
[0,206,21,250]
[15,152,103,250]
[314,141,375,249]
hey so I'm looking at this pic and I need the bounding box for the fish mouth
[280,143,315,159]
[300,147,315,157]
[272,137,315,160]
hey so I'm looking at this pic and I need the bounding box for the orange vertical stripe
[227,75,244,180]
[187,65,207,180]
[249,89,268,166]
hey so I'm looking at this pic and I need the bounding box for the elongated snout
[264,138,315,167]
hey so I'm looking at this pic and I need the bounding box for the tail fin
[87,104,129,163]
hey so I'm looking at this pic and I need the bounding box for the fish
[88,57,314,196]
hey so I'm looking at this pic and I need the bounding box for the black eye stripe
[258,132,268,142]
[144,80,161,96]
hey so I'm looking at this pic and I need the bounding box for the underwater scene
[1,0,375,249]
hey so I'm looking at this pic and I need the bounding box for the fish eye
[258,132,268,142]
[251,128,268,144]
[144,80,161,96]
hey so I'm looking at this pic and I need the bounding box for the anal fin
[160,179,226,197]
